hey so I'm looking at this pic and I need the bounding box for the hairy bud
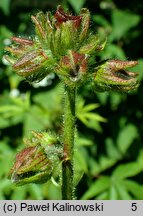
[94,60,139,92]
[8,132,62,185]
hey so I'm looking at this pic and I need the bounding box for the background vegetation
[0,0,143,200]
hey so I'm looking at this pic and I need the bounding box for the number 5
[131,203,137,211]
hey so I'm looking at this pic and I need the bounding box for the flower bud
[79,35,107,54]
[57,51,88,87]
[54,5,82,29]
[79,8,90,42]
[94,60,139,92]
[9,145,52,185]
[8,131,62,185]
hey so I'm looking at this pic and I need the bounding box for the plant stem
[62,85,76,200]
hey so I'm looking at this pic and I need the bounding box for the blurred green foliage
[0,0,143,200]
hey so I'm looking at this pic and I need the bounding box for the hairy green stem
[62,85,76,200]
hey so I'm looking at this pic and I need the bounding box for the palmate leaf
[110,9,140,41]
[117,124,138,154]
[123,179,143,200]
[76,97,106,131]
[81,176,110,199]
[114,181,132,200]
[112,162,143,180]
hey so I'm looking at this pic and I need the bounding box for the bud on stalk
[94,60,139,92]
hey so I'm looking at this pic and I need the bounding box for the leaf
[123,179,143,199]
[0,0,11,15]
[81,176,110,199]
[76,133,94,146]
[11,187,27,200]
[82,103,100,112]
[101,44,126,60]
[77,97,106,131]
[96,191,109,200]
[74,149,88,186]
[109,185,119,200]
[0,105,23,117]
[117,124,138,154]
[99,156,117,173]
[83,113,106,122]
[23,105,49,135]
[105,138,121,160]
[68,0,86,13]
[115,182,132,200]
[129,59,143,80]
[112,162,143,180]
[110,9,140,40]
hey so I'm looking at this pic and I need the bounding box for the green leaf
[68,0,86,13]
[0,0,11,15]
[99,156,117,173]
[83,113,107,122]
[123,179,143,199]
[115,182,132,200]
[0,105,23,117]
[112,162,143,180]
[130,59,143,80]
[74,149,88,186]
[81,176,110,199]
[117,124,138,154]
[77,97,106,131]
[23,105,49,135]
[96,191,109,200]
[82,103,100,112]
[110,9,140,40]
[105,138,121,160]
[101,44,126,60]
[109,185,119,200]
[76,133,94,146]
[11,187,27,200]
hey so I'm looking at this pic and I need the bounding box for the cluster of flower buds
[5,5,106,86]
[8,131,62,185]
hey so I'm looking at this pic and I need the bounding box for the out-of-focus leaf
[109,185,119,200]
[93,14,111,30]
[96,191,109,200]
[11,187,27,200]
[112,162,143,180]
[76,133,94,146]
[0,105,23,117]
[101,44,126,60]
[81,176,110,199]
[110,9,140,41]
[99,156,117,174]
[0,26,12,59]
[0,0,11,15]
[129,59,143,80]
[45,181,61,200]
[117,124,138,154]
[74,149,88,186]
[105,138,121,160]
[123,179,143,200]
[115,182,132,200]
[89,155,117,176]
[77,97,106,131]
[23,105,49,135]
[68,0,86,13]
